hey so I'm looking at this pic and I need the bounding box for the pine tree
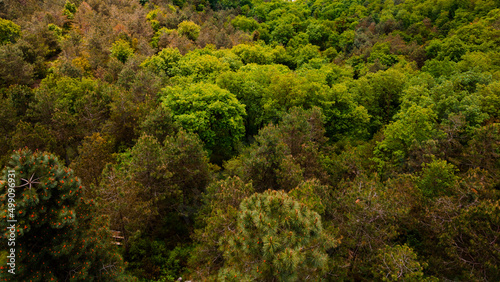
[219,190,336,281]
[0,148,129,281]
[189,176,254,279]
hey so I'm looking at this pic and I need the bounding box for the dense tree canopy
[1,0,500,281]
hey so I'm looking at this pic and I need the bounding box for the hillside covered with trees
[0,0,499,280]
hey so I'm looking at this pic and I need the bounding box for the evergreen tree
[0,148,128,281]
[219,189,336,281]
[189,176,254,279]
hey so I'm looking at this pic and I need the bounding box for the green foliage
[177,52,230,81]
[368,42,399,67]
[210,0,252,10]
[478,81,500,119]
[440,200,500,280]
[3,84,33,117]
[216,64,285,136]
[418,158,458,198]
[374,105,440,171]
[225,107,328,192]
[231,15,259,32]
[0,44,34,87]
[0,87,23,164]
[0,149,127,280]
[324,82,371,140]
[162,130,212,206]
[352,68,407,134]
[27,75,114,160]
[189,176,254,279]
[217,62,367,140]
[306,21,330,49]
[146,8,167,32]
[151,27,175,48]
[98,130,210,259]
[465,123,500,175]
[161,82,246,163]
[141,47,182,76]
[422,58,457,78]
[213,48,244,71]
[220,189,335,281]
[177,21,201,41]
[371,244,426,281]
[127,237,192,281]
[138,106,177,142]
[433,73,490,126]
[231,44,276,65]
[102,131,210,280]
[30,75,110,119]
[327,174,417,278]
[0,18,21,45]
[294,43,322,67]
[70,133,114,196]
[289,179,326,215]
[4,0,500,280]
[401,70,491,128]
[11,122,57,154]
[111,39,134,63]
[63,1,77,20]
[47,23,63,39]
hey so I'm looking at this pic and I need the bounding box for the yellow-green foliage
[0,18,20,45]
[110,39,134,63]
[177,21,201,41]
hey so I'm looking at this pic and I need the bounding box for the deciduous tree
[161,82,246,163]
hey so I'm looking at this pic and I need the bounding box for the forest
[0,0,499,280]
